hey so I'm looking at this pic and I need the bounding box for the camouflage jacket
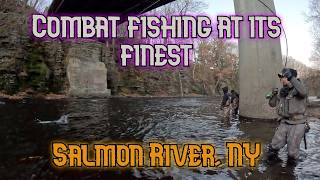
[269,77,308,124]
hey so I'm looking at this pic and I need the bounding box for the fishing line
[139,0,162,14]
[256,0,289,67]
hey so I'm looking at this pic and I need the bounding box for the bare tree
[196,39,238,95]
[307,0,320,69]
[150,0,208,96]
[153,0,207,15]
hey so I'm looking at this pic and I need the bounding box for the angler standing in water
[266,68,310,164]
[220,86,231,117]
[230,90,239,115]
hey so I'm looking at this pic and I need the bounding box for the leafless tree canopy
[308,0,320,68]
[0,0,49,12]
[152,0,207,15]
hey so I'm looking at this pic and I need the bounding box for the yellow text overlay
[51,142,261,168]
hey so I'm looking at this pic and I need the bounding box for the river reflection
[0,97,319,179]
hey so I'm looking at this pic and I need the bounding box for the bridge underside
[48,0,174,14]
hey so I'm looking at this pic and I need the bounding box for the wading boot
[265,145,282,165]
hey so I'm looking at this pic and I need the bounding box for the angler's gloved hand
[280,86,290,97]
[282,68,293,81]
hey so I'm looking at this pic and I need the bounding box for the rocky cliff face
[0,9,124,97]
[0,12,28,94]
[0,2,208,97]
[1,1,117,97]
[0,10,66,95]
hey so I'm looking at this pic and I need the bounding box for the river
[0,97,319,179]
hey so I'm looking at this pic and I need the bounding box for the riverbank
[0,91,207,100]
[0,92,67,100]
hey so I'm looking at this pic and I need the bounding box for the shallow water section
[0,97,319,179]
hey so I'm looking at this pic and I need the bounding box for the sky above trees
[203,0,313,67]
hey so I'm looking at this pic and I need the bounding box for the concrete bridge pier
[234,0,283,119]
[66,42,111,97]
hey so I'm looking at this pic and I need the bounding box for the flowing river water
[0,97,319,180]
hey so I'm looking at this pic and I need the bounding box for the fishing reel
[265,88,278,99]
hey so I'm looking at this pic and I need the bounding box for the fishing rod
[256,0,289,67]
